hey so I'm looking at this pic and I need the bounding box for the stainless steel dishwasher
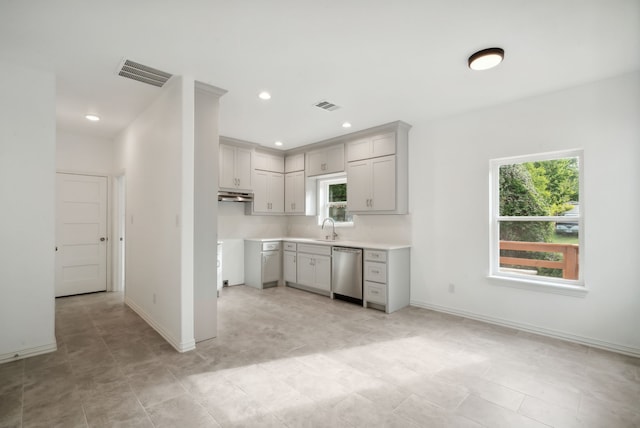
[332,247,363,303]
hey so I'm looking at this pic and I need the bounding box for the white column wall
[113,77,194,352]
[0,63,56,362]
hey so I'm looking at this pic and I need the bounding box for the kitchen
[217,121,412,315]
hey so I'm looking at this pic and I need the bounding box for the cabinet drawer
[297,244,332,256]
[364,250,387,262]
[283,242,297,251]
[262,241,281,251]
[365,281,386,305]
[364,261,387,283]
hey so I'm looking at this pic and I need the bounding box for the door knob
[100,237,106,242]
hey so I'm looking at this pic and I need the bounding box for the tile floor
[1,285,639,428]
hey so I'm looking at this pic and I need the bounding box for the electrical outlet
[448,283,455,293]
[223,280,229,287]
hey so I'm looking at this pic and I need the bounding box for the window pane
[499,221,579,280]
[328,204,352,222]
[499,157,579,216]
[328,183,346,202]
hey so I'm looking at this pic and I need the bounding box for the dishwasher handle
[332,247,363,254]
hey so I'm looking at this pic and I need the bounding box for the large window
[490,150,583,287]
[317,176,353,225]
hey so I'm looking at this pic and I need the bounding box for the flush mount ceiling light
[258,91,271,100]
[468,47,504,71]
[274,141,283,147]
[85,114,100,122]
[342,122,352,128]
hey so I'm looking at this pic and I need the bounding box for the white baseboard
[125,297,196,353]
[0,341,58,365]
[410,299,640,358]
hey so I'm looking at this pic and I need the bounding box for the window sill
[487,275,588,297]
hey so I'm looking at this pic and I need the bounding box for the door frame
[113,172,126,292]
[55,170,112,294]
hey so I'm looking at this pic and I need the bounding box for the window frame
[316,175,354,227]
[489,149,586,292]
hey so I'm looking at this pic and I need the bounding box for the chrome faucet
[322,218,338,241]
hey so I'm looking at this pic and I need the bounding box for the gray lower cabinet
[244,240,281,289]
[287,243,331,295]
[363,248,410,313]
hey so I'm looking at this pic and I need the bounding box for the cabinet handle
[372,270,379,274]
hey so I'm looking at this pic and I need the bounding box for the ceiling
[1,1,638,150]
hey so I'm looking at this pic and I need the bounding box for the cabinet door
[269,173,284,213]
[283,251,296,283]
[325,144,345,173]
[285,153,304,173]
[346,160,371,211]
[253,151,271,171]
[285,171,305,213]
[371,133,396,158]
[262,251,281,283]
[296,253,315,287]
[252,170,269,213]
[219,144,237,189]
[235,147,252,190]
[347,138,371,162]
[313,255,332,291]
[284,173,295,213]
[271,155,285,173]
[292,171,305,213]
[306,150,326,176]
[370,155,396,211]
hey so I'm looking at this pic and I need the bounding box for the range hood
[217,190,254,202]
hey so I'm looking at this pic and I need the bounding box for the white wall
[218,203,288,240]
[0,63,56,362]
[113,77,195,352]
[56,130,114,174]
[287,213,411,244]
[409,72,640,355]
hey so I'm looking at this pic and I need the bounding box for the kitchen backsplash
[218,201,411,244]
[287,213,412,244]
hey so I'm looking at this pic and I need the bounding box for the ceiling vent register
[314,100,340,111]
[117,59,172,88]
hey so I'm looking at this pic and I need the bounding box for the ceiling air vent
[314,100,340,111]
[117,59,172,88]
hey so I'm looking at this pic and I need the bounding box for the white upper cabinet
[306,144,344,176]
[345,122,410,215]
[347,132,396,162]
[347,155,396,213]
[251,170,284,214]
[219,144,252,191]
[285,153,305,173]
[253,151,284,173]
[285,171,305,214]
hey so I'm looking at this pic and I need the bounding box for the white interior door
[56,173,108,297]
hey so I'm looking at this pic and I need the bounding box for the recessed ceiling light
[258,91,271,100]
[274,141,283,146]
[468,48,504,71]
[85,114,100,122]
[342,122,352,128]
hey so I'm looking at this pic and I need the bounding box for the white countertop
[244,237,410,251]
